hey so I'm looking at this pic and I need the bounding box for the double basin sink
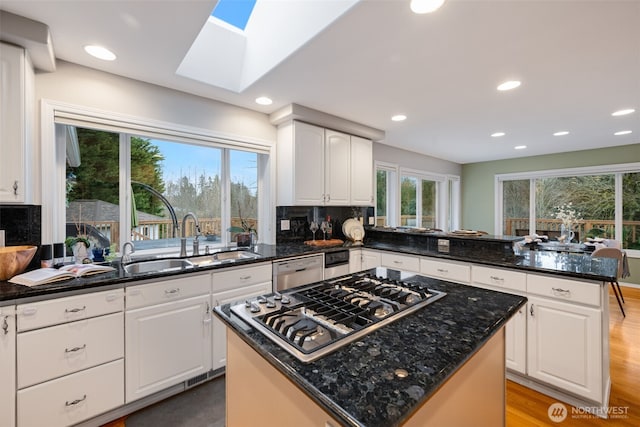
[123,250,262,276]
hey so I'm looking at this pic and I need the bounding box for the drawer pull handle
[65,306,86,313]
[2,316,8,335]
[65,395,87,407]
[490,276,504,282]
[530,304,534,317]
[105,293,119,302]
[240,275,252,280]
[65,344,87,353]
[22,307,37,316]
[437,268,448,273]
[393,260,403,264]
[203,302,212,324]
[552,287,571,297]
[165,288,180,295]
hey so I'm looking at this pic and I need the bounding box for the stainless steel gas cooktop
[230,270,446,362]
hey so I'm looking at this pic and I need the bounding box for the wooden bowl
[0,245,37,281]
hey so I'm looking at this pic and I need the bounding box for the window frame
[375,161,458,230]
[41,99,274,252]
[495,162,640,257]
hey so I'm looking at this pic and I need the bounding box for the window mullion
[221,148,231,246]
[120,134,131,251]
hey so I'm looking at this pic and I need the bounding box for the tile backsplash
[276,205,374,243]
[0,204,42,271]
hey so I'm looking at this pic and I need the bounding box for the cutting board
[304,239,344,247]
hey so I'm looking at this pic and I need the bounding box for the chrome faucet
[180,212,201,257]
[121,242,135,264]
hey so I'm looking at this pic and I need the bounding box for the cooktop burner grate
[230,271,446,362]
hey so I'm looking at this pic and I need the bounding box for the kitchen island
[215,268,527,427]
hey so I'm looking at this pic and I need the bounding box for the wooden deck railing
[79,217,257,246]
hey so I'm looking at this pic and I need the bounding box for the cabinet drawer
[126,273,210,309]
[381,253,420,272]
[472,266,526,293]
[213,262,272,293]
[420,258,470,283]
[17,312,123,389]
[17,359,124,427]
[17,289,124,332]
[527,274,601,306]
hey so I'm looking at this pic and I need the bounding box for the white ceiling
[1,0,639,164]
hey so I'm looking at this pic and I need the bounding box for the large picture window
[497,164,640,252]
[64,126,262,255]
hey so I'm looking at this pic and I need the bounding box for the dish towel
[622,251,631,278]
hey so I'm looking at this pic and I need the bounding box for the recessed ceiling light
[497,80,521,91]
[614,130,632,136]
[491,132,505,137]
[514,145,527,150]
[410,0,446,14]
[255,96,273,106]
[611,108,635,117]
[391,114,407,122]
[553,131,570,136]
[84,45,116,61]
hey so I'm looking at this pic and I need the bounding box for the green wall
[461,143,640,285]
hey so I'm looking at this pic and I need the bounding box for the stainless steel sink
[188,250,262,267]
[124,258,193,275]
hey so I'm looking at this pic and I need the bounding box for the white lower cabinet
[527,295,602,402]
[211,263,272,371]
[471,265,527,374]
[125,274,212,403]
[211,282,271,371]
[361,249,381,270]
[1,306,16,427]
[15,290,125,427]
[420,258,471,283]
[504,307,527,374]
[349,248,362,273]
[17,359,124,427]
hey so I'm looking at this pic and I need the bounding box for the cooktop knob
[281,296,291,304]
[257,295,268,304]
[273,292,283,301]
[266,299,276,308]
[249,302,261,313]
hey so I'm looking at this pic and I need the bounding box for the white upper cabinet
[324,129,351,205]
[350,135,374,205]
[0,42,34,203]
[276,121,373,206]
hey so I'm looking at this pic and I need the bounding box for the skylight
[211,0,257,31]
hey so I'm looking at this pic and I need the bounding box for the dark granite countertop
[0,239,616,304]
[214,267,527,427]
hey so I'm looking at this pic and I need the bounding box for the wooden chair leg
[610,282,626,317]
[615,280,625,303]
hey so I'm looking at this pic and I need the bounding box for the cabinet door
[125,293,211,402]
[350,136,373,205]
[0,307,16,427]
[527,296,602,402]
[293,122,325,205]
[361,249,381,270]
[505,307,526,374]
[349,249,362,273]
[211,282,272,371]
[324,130,350,205]
[0,43,30,202]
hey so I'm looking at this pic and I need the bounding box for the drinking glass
[320,221,328,240]
[309,221,319,241]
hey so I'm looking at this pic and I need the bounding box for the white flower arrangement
[555,203,582,229]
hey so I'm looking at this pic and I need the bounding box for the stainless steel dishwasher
[273,254,324,292]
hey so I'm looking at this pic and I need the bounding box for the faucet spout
[180,212,201,257]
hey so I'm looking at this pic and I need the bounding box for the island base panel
[403,328,506,427]
[226,332,340,427]
[226,328,506,427]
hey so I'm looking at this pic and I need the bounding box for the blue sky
[152,140,257,194]
[211,0,257,31]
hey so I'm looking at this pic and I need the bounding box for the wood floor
[105,286,640,427]
[506,285,640,426]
